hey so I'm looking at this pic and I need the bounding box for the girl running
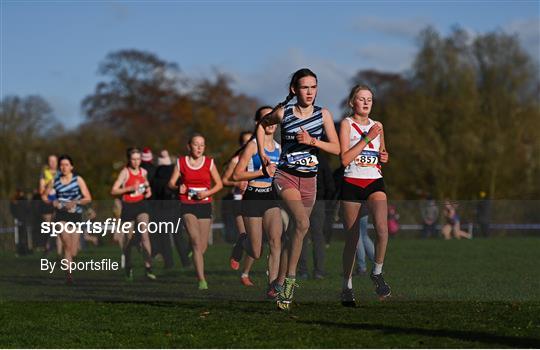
[257,68,340,310]
[42,155,91,284]
[339,84,391,306]
[39,154,61,256]
[111,148,155,281]
[231,106,283,298]
[223,131,256,286]
[168,133,223,290]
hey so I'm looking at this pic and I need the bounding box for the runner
[223,131,256,286]
[42,155,91,284]
[38,154,61,256]
[231,106,284,298]
[168,133,223,290]
[111,147,156,281]
[338,84,391,306]
[257,69,340,310]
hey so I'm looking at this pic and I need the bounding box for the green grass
[0,238,539,348]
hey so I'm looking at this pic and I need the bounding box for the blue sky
[2,1,539,128]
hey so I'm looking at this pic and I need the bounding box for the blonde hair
[347,84,374,108]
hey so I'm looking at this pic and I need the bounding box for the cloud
[504,17,540,62]
[228,48,354,118]
[352,16,432,40]
[356,44,416,72]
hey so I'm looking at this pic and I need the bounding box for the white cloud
[352,16,432,40]
[356,44,416,72]
[504,17,540,62]
[229,48,353,119]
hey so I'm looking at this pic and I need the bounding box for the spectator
[10,188,31,255]
[476,191,491,238]
[442,200,472,239]
[298,154,335,279]
[388,205,400,236]
[421,194,439,238]
[152,150,191,268]
[355,204,375,275]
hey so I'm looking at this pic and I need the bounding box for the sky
[2,1,539,128]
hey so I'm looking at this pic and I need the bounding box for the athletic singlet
[343,117,382,185]
[177,155,213,204]
[247,139,281,184]
[54,174,82,213]
[41,167,57,201]
[278,104,324,177]
[122,167,147,203]
[230,155,244,200]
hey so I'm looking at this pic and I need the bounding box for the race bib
[354,150,379,167]
[188,187,209,201]
[286,152,319,167]
[130,183,146,197]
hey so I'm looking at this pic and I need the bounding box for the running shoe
[240,275,255,287]
[276,277,298,311]
[370,273,391,299]
[198,280,208,290]
[341,288,356,307]
[229,233,247,270]
[145,267,157,281]
[125,267,133,282]
[266,282,282,299]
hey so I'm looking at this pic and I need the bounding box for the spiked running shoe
[266,282,283,299]
[341,288,356,307]
[240,275,255,287]
[229,234,247,270]
[198,280,208,290]
[145,267,157,281]
[276,277,298,311]
[370,273,391,299]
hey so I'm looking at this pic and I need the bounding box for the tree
[0,95,59,198]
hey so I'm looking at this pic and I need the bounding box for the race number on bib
[286,152,319,167]
[188,187,209,201]
[354,150,379,167]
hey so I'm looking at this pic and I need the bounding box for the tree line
[1,26,538,200]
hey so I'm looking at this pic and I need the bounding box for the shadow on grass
[297,320,540,348]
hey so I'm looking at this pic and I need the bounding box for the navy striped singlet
[278,104,324,177]
[54,174,83,213]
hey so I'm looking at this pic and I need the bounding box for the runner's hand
[179,184,187,194]
[380,149,389,163]
[296,126,312,145]
[266,163,277,177]
[366,124,382,140]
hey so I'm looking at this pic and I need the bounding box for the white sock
[342,278,352,290]
[241,273,249,278]
[373,263,383,275]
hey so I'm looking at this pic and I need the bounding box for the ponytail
[227,68,317,161]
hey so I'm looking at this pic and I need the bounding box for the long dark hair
[126,147,141,168]
[229,69,318,160]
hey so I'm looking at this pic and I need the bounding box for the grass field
[0,238,539,348]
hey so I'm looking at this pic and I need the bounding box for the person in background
[476,191,491,238]
[442,200,472,240]
[298,154,334,280]
[39,154,61,257]
[421,194,439,238]
[10,188,31,256]
[223,131,256,287]
[355,205,375,275]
